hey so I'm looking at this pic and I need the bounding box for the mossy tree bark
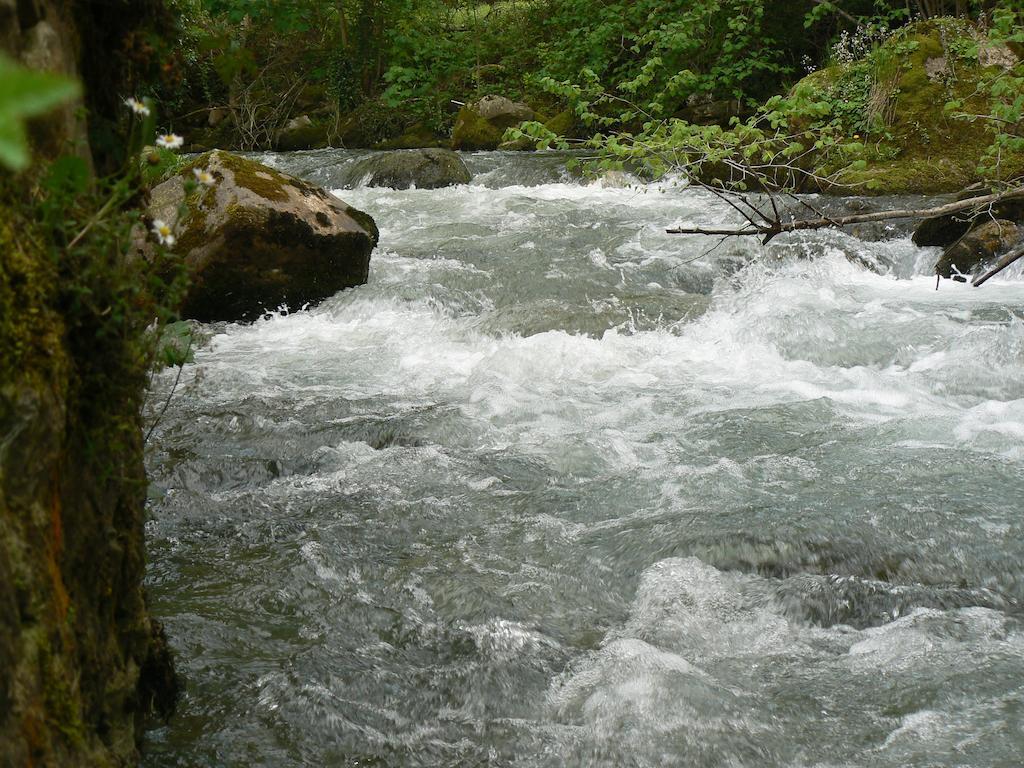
[1,2,177,766]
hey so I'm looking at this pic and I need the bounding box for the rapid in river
[142,150,1024,767]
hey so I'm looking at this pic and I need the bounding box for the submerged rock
[935,218,1022,279]
[352,148,471,189]
[146,150,378,322]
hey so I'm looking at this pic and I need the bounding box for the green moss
[779,18,1021,194]
[835,157,979,194]
[184,151,291,201]
[39,644,86,747]
[345,205,380,245]
[0,203,65,389]
[450,106,503,151]
[790,66,842,100]
[138,146,186,189]
[173,197,209,255]
[544,109,576,138]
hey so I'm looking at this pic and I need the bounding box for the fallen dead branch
[666,187,1024,244]
[972,243,1024,287]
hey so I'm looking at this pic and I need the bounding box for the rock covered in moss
[275,114,330,151]
[337,99,408,147]
[351,149,471,189]
[145,150,378,322]
[544,109,577,138]
[451,96,534,151]
[935,218,1022,279]
[451,105,503,151]
[376,124,448,150]
[474,95,533,129]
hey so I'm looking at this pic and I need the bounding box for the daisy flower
[193,167,216,186]
[151,219,175,247]
[156,133,184,150]
[125,97,150,116]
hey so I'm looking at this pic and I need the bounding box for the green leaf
[0,54,80,171]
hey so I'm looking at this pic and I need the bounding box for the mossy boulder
[351,149,471,189]
[474,95,534,129]
[544,109,577,138]
[376,124,448,150]
[935,218,1022,279]
[451,96,534,151]
[338,100,408,148]
[451,105,504,150]
[143,151,378,322]
[275,114,330,152]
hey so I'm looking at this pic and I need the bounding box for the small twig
[67,189,121,250]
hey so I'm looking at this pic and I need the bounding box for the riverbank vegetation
[156,0,1023,196]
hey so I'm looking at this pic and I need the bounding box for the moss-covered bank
[0,192,176,767]
[1,1,178,765]
[794,18,1024,194]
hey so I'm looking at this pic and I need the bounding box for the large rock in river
[935,218,1022,280]
[913,185,1024,247]
[275,114,329,151]
[146,151,378,322]
[351,149,471,189]
[451,95,534,151]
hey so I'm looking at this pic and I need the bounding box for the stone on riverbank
[145,151,378,322]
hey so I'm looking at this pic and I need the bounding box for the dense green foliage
[7,0,1017,197]
[509,3,1024,193]
[161,0,896,145]
[157,0,1023,194]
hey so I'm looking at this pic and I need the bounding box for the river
[142,150,1024,767]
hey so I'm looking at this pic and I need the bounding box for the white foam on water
[546,557,1024,767]
[146,161,1024,768]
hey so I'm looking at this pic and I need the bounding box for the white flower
[156,133,184,150]
[151,219,175,247]
[125,97,150,116]
[193,167,216,186]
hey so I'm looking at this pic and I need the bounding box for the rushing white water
[143,151,1024,767]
